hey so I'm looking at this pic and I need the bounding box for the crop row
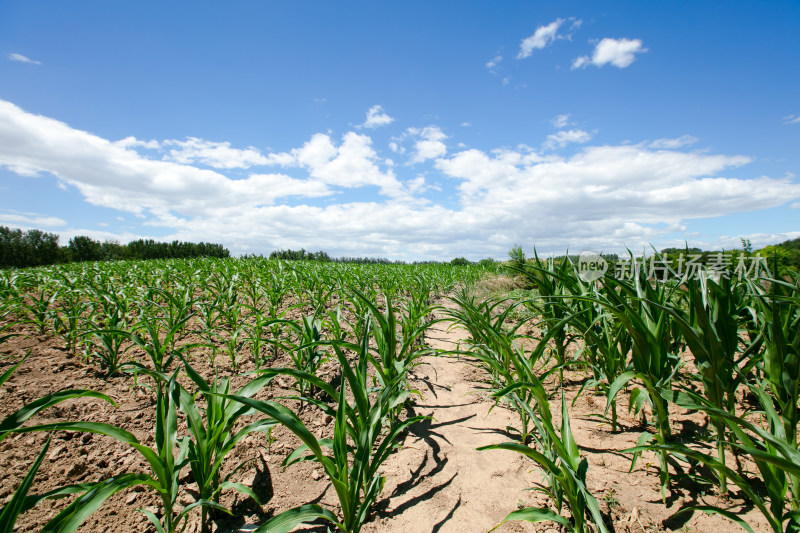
[448,251,799,532]
[0,257,489,532]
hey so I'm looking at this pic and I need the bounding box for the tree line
[0,226,229,269]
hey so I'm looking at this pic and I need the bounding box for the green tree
[68,235,103,262]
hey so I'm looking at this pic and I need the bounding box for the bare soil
[0,304,773,532]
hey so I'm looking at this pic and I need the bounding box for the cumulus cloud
[407,126,448,164]
[8,53,41,65]
[0,99,331,216]
[361,105,395,129]
[267,132,405,196]
[162,137,270,169]
[572,38,647,69]
[434,144,797,256]
[486,55,502,72]
[1,98,798,260]
[544,129,592,150]
[518,19,565,58]
[389,126,448,164]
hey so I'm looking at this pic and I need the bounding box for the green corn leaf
[672,505,755,533]
[41,474,152,533]
[252,503,339,533]
[0,390,117,442]
[490,506,570,531]
[0,351,29,388]
[0,435,51,533]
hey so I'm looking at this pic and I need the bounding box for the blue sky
[1,1,799,260]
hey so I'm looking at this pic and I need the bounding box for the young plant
[0,352,121,532]
[81,312,135,378]
[479,388,609,533]
[15,371,220,533]
[176,357,277,533]
[220,319,427,533]
[633,386,800,533]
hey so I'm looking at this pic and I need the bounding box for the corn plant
[0,300,28,349]
[746,273,800,509]
[210,324,247,371]
[129,306,194,375]
[49,289,90,354]
[176,357,277,533]
[352,289,438,392]
[273,314,331,401]
[80,311,135,378]
[142,286,197,353]
[634,386,800,533]
[750,275,800,449]
[574,303,631,432]
[652,272,761,493]
[220,318,427,533]
[510,251,576,385]
[445,287,531,386]
[479,388,609,533]
[20,285,56,335]
[242,302,270,368]
[0,352,121,532]
[457,306,565,444]
[583,269,683,499]
[13,371,221,533]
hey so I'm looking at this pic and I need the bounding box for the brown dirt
[0,305,774,532]
[361,308,772,533]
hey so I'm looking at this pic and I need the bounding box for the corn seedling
[632,386,800,533]
[0,352,121,532]
[177,357,277,533]
[219,317,428,533]
[479,389,609,533]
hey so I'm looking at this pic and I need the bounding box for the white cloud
[486,55,502,71]
[114,136,160,150]
[1,98,798,261]
[518,19,565,58]
[389,126,448,164]
[544,129,592,150]
[361,105,395,129]
[407,126,448,164]
[783,114,800,125]
[8,53,41,65]
[572,38,647,69]
[434,144,796,257]
[0,211,66,227]
[0,99,332,216]
[267,132,405,196]
[649,135,699,149]
[162,137,269,169]
[552,114,573,129]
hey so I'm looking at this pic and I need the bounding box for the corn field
[0,254,798,532]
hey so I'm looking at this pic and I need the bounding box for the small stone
[65,462,87,479]
[125,493,138,504]
[311,469,322,481]
[48,444,68,460]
